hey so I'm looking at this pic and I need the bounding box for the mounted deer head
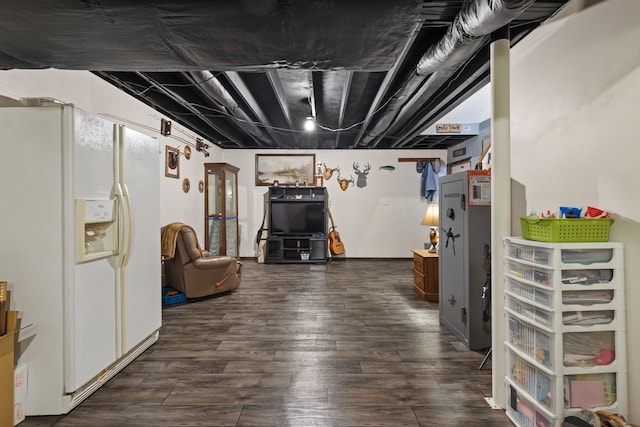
[323,163,339,181]
[336,170,354,191]
[353,162,371,188]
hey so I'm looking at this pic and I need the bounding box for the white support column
[490,28,511,408]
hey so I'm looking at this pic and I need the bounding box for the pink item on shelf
[570,379,605,407]
[595,349,615,365]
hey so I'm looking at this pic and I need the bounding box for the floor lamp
[421,203,439,253]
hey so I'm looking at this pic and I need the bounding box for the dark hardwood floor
[21,259,508,426]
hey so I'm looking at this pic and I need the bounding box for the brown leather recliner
[163,226,241,298]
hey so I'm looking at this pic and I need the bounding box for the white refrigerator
[0,104,161,414]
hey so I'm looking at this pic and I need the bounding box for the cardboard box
[0,332,15,427]
[13,364,27,425]
[1,310,19,427]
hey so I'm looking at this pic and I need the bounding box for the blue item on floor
[162,287,186,305]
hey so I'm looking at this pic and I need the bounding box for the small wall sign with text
[452,147,467,157]
[436,123,462,133]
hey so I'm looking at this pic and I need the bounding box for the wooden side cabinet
[412,249,439,302]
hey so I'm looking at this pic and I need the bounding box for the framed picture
[255,153,315,186]
[165,145,180,179]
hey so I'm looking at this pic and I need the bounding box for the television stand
[264,186,329,264]
[266,236,328,264]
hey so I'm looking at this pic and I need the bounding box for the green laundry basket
[520,217,612,242]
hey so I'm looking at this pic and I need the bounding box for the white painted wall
[493,0,640,421]
[222,149,446,258]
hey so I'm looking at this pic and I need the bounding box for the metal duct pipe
[358,68,425,146]
[135,71,248,148]
[359,0,534,147]
[187,70,274,146]
[364,35,486,148]
[416,0,534,75]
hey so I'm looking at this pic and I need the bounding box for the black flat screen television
[270,202,325,235]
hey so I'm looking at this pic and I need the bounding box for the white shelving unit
[503,237,627,427]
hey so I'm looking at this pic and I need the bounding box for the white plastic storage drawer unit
[504,237,627,426]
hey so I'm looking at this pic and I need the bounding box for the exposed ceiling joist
[0,0,571,151]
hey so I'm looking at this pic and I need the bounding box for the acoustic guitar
[327,209,345,255]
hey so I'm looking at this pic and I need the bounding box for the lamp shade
[421,203,439,227]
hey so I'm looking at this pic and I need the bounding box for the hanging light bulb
[303,116,316,132]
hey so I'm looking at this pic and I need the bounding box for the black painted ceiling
[0,0,569,150]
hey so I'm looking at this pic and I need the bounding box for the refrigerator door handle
[114,183,127,268]
[122,183,134,267]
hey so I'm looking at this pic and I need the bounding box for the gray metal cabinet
[438,170,492,350]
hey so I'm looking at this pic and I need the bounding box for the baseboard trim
[241,256,412,261]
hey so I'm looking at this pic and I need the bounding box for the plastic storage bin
[560,249,613,264]
[506,384,555,427]
[561,269,613,285]
[520,218,612,243]
[563,330,615,367]
[506,260,553,287]
[562,289,614,307]
[507,314,555,369]
[507,349,557,412]
[506,277,553,308]
[507,296,554,328]
[162,287,187,305]
[562,310,614,327]
[563,373,618,409]
[506,240,552,265]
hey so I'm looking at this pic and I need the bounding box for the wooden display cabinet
[204,163,239,257]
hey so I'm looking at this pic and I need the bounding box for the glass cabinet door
[204,163,239,257]
[224,170,238,256]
